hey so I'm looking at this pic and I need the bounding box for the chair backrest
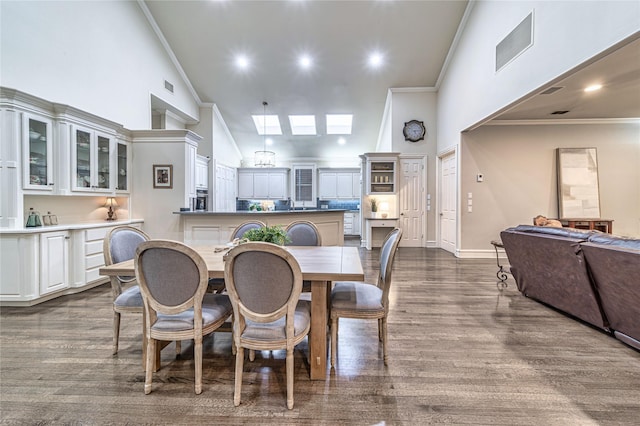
[104,226,150,283]
[224,242,303,329]
[377,228,403,305]
[285,220,321,246]
[135,240,209,324]
[231,221,266,240]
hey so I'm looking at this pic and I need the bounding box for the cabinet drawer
[85,267,105,284]
[85,253,105,270]
[86,227,112,242]
[85,240,103,256]
[370,220,398,228]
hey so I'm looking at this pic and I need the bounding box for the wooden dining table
[99,244,364,380]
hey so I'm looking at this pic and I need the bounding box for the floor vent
[496,11,534,72]
[164,80,174,93]
[540,86,564,95]
[551,110,570,115]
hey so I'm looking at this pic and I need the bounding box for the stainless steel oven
[195,189,208,211]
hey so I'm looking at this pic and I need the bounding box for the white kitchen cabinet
[318,168,360,200]
[343,211,361,235]
[195,155,209,189]
[23,113,55,191]
[185,143,197,200]
[71,125,114,193]
[39,230,70,295]
[292,163,316,208]
[237,168,289,200]
[353,211,361,235]
[214,162,236,212]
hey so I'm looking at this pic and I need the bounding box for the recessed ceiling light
[235,54,250,70]
[298,54,312,69]
[368,52,383,68]
[289,115,316,135]
[265,138,273,146]
[338,138,346,145]
[326,114,353,134]
[584,84,603,92]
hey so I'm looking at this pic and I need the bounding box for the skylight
[252,114,282,135]
[326,114,353,134]
[289,115,316,135]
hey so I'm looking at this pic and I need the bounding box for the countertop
[0,219,144,234]
[174,209,351,215]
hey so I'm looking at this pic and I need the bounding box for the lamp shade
[104,197,118,208]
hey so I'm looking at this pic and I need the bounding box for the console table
[559,219,613,234]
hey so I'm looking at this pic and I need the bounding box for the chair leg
[175,340,182,356]
[378,318,383,341]
[144,338,155,394]
[249,349,255,361]
[234,347,244,407]
[331,316,338,368]
[286,347,294,410]
[382,317,388,366]
[112,311,121,355]
[194,336,202,394]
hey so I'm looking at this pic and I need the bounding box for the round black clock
[403,120,426,142]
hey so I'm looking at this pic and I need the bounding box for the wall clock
[403,120,426,142]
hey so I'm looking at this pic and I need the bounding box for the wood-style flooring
[1,244,639,425]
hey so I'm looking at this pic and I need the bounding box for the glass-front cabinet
[72,126,113,192]
[116,141,129,192]
[23,114,54,191]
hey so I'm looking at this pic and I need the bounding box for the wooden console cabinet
[559,218,613,234]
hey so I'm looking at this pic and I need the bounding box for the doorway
[399,156,425,247]
[439,150,457,254]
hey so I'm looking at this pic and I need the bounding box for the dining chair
[285,220,322,246]
[135,240,232,395]
[330,227,402,367]
[103,225,150,355]
[224,241,310,409]
[208,220,267,294]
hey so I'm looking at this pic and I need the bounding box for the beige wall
[459,122,640,256]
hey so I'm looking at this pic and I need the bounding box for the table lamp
[104,197,118,221]
[379,202,390,219]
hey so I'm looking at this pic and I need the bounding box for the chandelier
[254,101,275,167]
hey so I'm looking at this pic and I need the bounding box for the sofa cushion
[587,234,640,250]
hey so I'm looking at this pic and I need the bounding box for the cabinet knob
[48,183,54,186]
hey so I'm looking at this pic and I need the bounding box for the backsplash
[236,198,359,211]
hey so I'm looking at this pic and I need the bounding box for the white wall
[0,0,199,130]
[459,122,640,256]
[438,1,640,152]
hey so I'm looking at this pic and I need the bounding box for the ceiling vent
[164,80,174,93]
[540,86,564,95]
[496,12,534,72]
[551,110,570,115]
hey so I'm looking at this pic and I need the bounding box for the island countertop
[178,209,347,246]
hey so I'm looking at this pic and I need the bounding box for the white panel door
[399,157,424,247]
[440,151,457,254]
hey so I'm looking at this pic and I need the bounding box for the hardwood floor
[1,246,639,425]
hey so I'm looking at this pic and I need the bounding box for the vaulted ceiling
[143,1,639,164]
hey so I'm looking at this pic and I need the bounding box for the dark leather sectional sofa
[501,225,640,351]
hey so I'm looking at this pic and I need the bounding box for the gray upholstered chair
[135,240,232,395]
[224,242,310,410]
[207,220,267,294]
[103,225,150,355]
[285,220,322,246]
[231,220,266,240]
[330,228,402,367]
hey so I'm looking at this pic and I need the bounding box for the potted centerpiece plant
[370,197,378,218]
[243,225,291,245]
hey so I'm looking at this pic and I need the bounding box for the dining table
[99,244,364,380]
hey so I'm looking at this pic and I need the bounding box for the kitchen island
[176,210,346,246]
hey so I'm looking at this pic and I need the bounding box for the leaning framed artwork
[556,148,600,219]
[153,164,173,189]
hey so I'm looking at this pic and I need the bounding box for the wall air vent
[551,110,570,115]
[540,86,564,95]
[164,80,174,93]
[496,11,534,72]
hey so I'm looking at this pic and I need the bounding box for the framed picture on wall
[557,148,600,219]
[153,164,173,189]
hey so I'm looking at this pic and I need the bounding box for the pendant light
[254,101,275,167]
